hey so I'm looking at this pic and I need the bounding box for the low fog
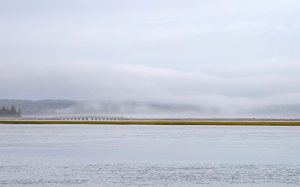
[1,0,300,118]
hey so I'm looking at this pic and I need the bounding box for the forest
[0,106,21,118]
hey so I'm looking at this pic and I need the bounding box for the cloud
[1,0,300,117]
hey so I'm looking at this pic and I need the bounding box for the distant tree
[17,108,22,117]
[11,106,16,113]
[0,105,22,118]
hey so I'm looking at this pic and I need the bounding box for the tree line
[0,106,22,118]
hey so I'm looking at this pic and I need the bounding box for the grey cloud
[1,0,300,117]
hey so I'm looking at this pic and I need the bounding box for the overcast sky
[1,0,300,117]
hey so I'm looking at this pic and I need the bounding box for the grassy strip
[1,120,300,126]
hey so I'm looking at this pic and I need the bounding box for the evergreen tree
[11,106,16,113]
[0,106,22,118]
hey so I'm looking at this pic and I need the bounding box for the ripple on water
[0,164,300,186]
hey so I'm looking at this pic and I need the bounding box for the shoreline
[1,120,300,126]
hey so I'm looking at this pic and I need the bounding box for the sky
[1,0,300,117]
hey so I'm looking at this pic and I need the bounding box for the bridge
[34,115,126,121]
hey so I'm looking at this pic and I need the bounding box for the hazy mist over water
[1,0,300,117]
[2,2,300,187]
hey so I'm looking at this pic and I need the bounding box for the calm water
[0,125,300,186]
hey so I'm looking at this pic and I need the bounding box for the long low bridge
[34,115,126,121]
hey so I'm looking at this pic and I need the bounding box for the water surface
[0,125,300,186]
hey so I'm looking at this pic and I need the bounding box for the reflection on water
[0,125,300,186]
